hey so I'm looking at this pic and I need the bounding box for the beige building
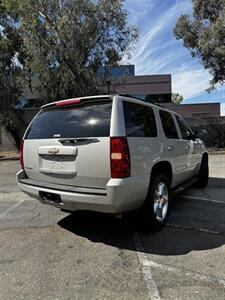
[163,102,221,118]
[98,74,172,103]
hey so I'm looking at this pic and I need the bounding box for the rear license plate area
[39,191,62,204]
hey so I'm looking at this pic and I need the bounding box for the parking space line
[0,192,34,202]
[0,199,25,220]
[133,231,160,300]
[145,260,225,288]
[179,195,225,205]
[134,230,225,293]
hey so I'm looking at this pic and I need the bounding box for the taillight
[19,140,24,170]
[110,137,130,178]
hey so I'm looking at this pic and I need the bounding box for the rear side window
[123,101,157,137]
[25,101,112,139]
[159,110,179,139]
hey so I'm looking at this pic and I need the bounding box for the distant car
[17,95,208,231]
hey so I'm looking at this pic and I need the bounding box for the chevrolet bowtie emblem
[48,148,60,155]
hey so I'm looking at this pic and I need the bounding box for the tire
[136,173,171,232]
[195,155,209,188]
[61,209,74,213]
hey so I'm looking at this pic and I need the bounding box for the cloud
[184,85,225,104]
[124,0,225,101]
[172,69,210,98]
[131,0,191,64]
[124,0,156,29]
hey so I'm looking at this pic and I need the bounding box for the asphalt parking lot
[0,156,225,300]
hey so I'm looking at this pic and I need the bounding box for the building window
[192,113,210,118]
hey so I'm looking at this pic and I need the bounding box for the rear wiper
[58,138,99,145]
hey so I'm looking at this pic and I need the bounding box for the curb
[0,157,19,161]
[209,152,225,155]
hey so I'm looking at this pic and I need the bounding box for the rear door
[159,110,188,184]
[23,99,113,188]
[122,100,159,176]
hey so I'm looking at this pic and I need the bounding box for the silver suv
[17,95,208,230]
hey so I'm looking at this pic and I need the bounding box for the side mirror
[195,129,208,139]
[185,130,196,141]
[185,130,191,138]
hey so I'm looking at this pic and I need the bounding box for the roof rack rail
[118,94,143,101]
[118,94,165,108]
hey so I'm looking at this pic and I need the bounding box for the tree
[0,0,138,147]
[6,0,138,103]
[172,93,183,105]
[173,0,225,90]
[0,0,25,148]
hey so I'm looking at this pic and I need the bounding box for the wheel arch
[150,161,173,186]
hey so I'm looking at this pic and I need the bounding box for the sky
[124,0,225,106]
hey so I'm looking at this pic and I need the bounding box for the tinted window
[26,101,112,139]
[159,110,179,139]
[175,115,192,140]
[123,101,157,137]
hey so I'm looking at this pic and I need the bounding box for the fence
[185,117,225,148]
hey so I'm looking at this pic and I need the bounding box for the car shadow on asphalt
[58,192,225,256]
[58,211,136,251]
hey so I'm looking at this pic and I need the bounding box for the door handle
[167,145,174,151]
[185,145,191,150]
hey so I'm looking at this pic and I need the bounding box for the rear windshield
[25,101,112,139]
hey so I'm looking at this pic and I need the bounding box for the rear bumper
[17,170,149,213]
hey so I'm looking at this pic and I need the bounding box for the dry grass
[0,151,19,160]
